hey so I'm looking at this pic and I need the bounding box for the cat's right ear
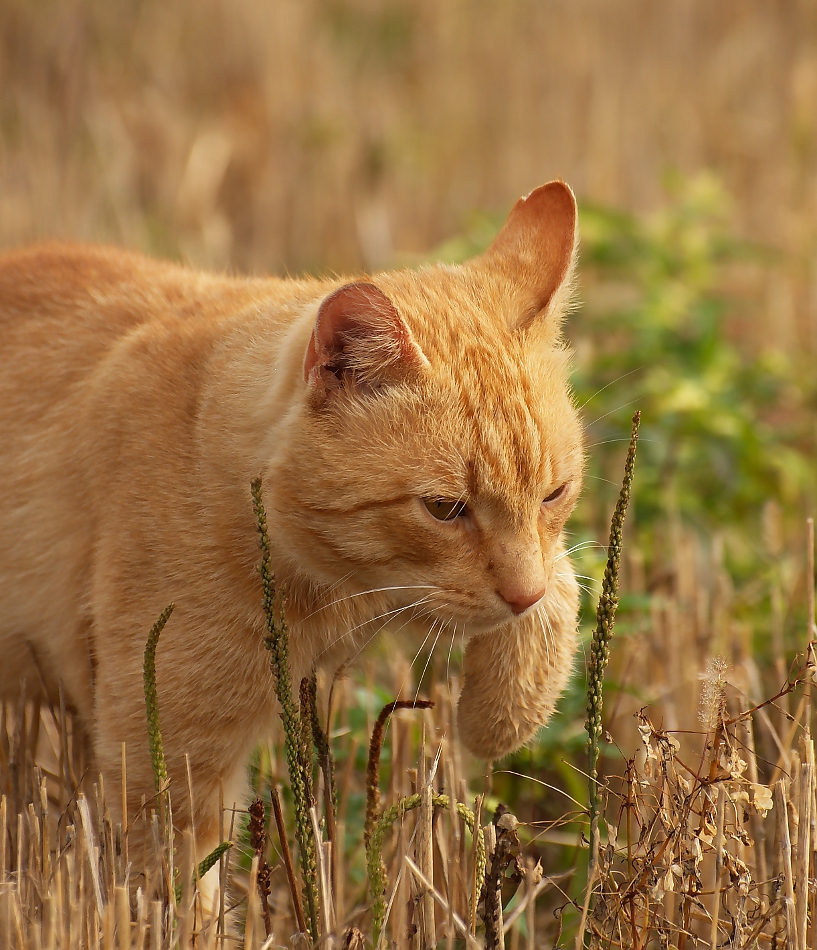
[483,180,578,330]
[304,281,428,406]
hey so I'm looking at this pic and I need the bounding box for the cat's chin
[440,609,528,638]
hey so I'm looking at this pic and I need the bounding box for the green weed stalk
[367,792,485,946]
[585,409,640,870]
[251,478,320,943]
[306,672,337,819]
[144,603,174,800]
[143,606,233,904]
[303,671,339,865]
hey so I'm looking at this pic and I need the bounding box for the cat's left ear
[483,180,578,331]
[304,281,428,405]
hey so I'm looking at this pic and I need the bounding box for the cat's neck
[196,294,319,475]
[191,289,397,666]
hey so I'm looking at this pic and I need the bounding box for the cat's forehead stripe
[446,340,547,501]
[379,268,563,499]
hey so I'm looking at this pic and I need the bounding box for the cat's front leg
[456,565,579,760]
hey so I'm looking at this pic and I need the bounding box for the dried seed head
[698,656,729,729]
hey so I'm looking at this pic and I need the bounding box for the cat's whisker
[387,618,439,705]
[302,584,441,623]
[318,594,437,660]
[413,625,443,707]
[345,601,430,665]
[587,437,654,448]
[543,605,560,673]
[358,617,448,758]
[344,590,456,669]
[564,573,601,583]
[343,600,434,668]
[389,609,449,707]
[583,474,619,486]
[584,397,640,429]
[445,622,458,686]
[578,366,643,411]
[535,608,552,669]
[319,570,355,596]
[554,540,604,560]
[414,627,442,703]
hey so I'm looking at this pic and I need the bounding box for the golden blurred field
[2,0,816,356]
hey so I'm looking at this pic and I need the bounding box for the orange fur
[0,180,583,874]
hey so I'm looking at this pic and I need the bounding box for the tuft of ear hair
[481,179,578,331]
[304,281,428,405]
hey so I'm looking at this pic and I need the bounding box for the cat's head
[274,181,583,638]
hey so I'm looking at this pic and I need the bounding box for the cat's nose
[497,584,546,615]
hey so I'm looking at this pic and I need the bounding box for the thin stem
[585,410,641,874]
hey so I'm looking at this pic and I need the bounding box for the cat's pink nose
[498,585,546,615]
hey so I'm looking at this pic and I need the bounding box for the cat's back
[0,241,317,447]
[0,242,268,370]
[0,242,305,703]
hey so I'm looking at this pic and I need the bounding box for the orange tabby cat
[0,180,583,871]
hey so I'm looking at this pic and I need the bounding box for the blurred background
[0,0,815,344]
[2,1,817,939]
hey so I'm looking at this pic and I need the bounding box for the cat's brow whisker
[582,475,619,486]
[587,437,654,448]
[578,367,644,411]
[585,397,640,429]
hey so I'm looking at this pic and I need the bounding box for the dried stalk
[775,780,797,945]
[249,796,273,937]
[365,699,433,847]
[709,785,725,950]
[413,778,435,950]
[271,783,308,937]
[796,750,813,950]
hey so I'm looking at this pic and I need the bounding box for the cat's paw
[455,613,576,760]
[456,684,539,760]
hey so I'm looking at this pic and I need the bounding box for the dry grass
[1,0,816,353]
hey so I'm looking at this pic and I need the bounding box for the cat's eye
[423,498,468,522]
[542,483,568,506]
